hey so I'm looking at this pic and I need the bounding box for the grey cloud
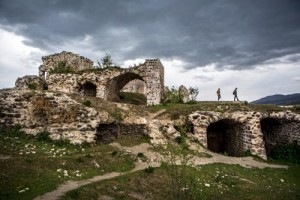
[0,0,300,69]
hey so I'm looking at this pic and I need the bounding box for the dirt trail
[0,154,11,160]
[34,142,288,200]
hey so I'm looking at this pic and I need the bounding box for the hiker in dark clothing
[233,87,239,101]
[217,88,221,101]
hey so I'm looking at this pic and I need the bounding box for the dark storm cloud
[1,0,300,69]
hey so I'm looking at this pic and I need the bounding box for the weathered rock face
[15,75,45,90]
[179,85,190,103]
[188,111,300,159]
[44,57,164,105]
[0,89,108,144]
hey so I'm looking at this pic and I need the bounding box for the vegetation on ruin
[118,92,147,105]
[269,141,300,164]
[49,61,75,74]
[26,83,38,90]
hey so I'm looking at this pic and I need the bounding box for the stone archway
[207,119,245,156]
[106,73,145,102]
[80,82,97,97]
[260,117,300,157]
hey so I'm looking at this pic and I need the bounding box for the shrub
[111,151,118,156]
[144,166,155,173]
[175,136,186,145]
[36,130,51,142]
[50,61,74,74]
[82,100,92,107]
[269,141,300,164]
[27,83,38,90]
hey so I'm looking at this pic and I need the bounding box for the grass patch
[147,102,286,119]
[118,92,147,105]
[114,134,150,147]
[26,83,38,90]
[0,127,135,200]
[82,99,92,107]
[62,163,300,200]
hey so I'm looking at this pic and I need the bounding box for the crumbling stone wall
[45,55,164,105]
[189,111,300,159]
[261,117,300,156]
[179,85,190,103]
[38,51,93,79]
[96,123,148,143]
[15,75,45,90]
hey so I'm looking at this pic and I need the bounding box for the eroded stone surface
[188,111,300,159]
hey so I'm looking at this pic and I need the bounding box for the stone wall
[188,111,300,159]
[45,57,164,105]
[39,51,93,79]
[15,75,45,90]
[96,123,148,143]
[261,117,300,156]
[0,89,108,144]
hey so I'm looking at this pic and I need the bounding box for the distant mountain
[251,93,300,105]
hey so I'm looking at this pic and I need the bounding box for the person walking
[217,88,221,101]
[233,87,239,101]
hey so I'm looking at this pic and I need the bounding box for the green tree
[189,87,199,101]
[99,53,113,68]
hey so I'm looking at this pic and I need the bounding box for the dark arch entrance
[81,82,97,97]
[106,73,145,102]
[260,118,300,157]
[207,119,244,156]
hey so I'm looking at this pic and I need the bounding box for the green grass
[0,127,135,200]
[118,92,147,105]
[62,163,300,200]
[147,102,286,119]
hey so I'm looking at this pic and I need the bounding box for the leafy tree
[98,53,113,68]
[189,87,199,101]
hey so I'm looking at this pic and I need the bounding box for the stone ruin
[188,111,300,159]
[37,51,164,105]
[1,51,299,160]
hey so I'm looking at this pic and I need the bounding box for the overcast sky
[0,0,299,101]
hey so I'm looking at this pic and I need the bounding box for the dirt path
[0,154,11,160]
[34,142,288,200]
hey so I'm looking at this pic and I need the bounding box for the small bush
[269,141,300,164]
[54,139,71,147]
[175,136,186,145]
[36,130,51,142]
[242,149,252,157]
[50,61,74,74]
[27,83,38,90]
[82,100,92,107]
[75,157,84,163]
[144,166,155,173]
[111,151,118,156]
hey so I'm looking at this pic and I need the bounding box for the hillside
[251,93,300,105]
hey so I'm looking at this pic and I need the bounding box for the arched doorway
[80,82,97,97]
[207,119,245,156]
[260,118,300,157]
[106,73,146,104]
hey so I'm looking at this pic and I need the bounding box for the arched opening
[80,82,97,97]
[260,118,300,157]
[207,119,245,156]
[107,73,146,105]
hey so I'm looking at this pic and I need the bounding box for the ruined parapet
[15,75,45,90]
[39,51,93,79]
[188,111,300,160]
[179,85,190,103]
